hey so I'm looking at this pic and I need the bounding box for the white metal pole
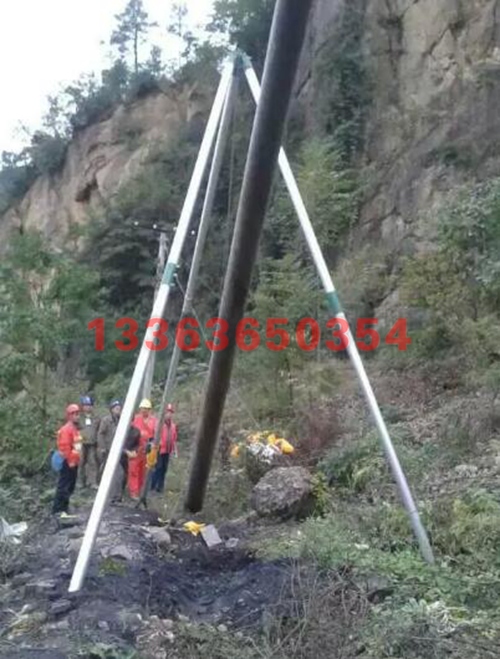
[154,68,238,444]
[142,232,168,400]
[68,58,236,593]
[244,61,434,564]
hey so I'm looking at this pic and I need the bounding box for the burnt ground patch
[0,503,318,657]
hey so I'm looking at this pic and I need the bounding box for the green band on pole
[326,291,343,316]
[162,263,177,286]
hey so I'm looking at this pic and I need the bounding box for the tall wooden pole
[185,0,315,512]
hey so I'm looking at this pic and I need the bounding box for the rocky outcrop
[0,82,209,248]
[361,0,500,252]
[3,1,500,264]
[297,0,500,255]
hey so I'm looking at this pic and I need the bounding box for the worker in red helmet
[52,404,83,516]
[151,403,178,493]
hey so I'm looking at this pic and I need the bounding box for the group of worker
[51,396,178,517]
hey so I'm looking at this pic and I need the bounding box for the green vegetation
[209,0,276,72]
[401,177,500,383]
[2,1,500,657]
[0,230,99,479]
[313,0,371,160]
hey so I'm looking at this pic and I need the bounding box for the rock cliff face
[2,0,500,259]
[298,0,500,255]
[0,82,208,247]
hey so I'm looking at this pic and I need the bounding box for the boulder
[250,467,315,520]
[244,444,290,484]
[144,527,172,550]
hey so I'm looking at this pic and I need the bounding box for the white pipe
[244,63,434,564]
[68,58,236,593]
[142,233,168,400]
[156,69,238,441]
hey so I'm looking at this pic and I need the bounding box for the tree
[168,2,196,66]
[110,0,158,75]
[168,1,188,40]
[0,150,35,213]
[233,255,323,419]
[0,230,99,445]
[145,45,164,77]
[208,0,276,72]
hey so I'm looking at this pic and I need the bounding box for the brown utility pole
[185,0,315,512]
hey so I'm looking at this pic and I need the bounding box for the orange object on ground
[128,413,157,497]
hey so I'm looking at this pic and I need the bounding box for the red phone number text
[88,317,411,352]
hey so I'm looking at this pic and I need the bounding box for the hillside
[0,81,209,248]
[2,1,500,658]
[3,1,500,258]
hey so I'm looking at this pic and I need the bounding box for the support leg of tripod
[137,72,237,512]
[243,61,434,565]
[157,75,237,438]
[68,57,236,594]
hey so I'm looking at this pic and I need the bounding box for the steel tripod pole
[68,58,235,594]
[153,68,238,447]
[244,62,434,564]
[142,232,168,400]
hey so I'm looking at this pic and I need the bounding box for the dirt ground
[0,498,313,658]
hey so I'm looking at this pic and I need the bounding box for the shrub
[29,131,68,175]
[429,489,500,566]
[401,178,500,370]
[319,436,386,492]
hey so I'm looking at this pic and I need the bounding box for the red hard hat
[66,404,79,416]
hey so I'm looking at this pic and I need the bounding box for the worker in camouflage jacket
[78,395,101,489]
[97,399,122,480]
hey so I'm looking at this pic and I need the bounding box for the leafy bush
[319,436,387,492]
[401,178,500,367]
[429,490,500,567]
[333,245,391,321]
[28,131,68,175]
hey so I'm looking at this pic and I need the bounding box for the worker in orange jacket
[128,398,157,499]
[52,404,83,516]
[151,404,178,493]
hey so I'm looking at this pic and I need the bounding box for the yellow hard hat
[139,398,152,410]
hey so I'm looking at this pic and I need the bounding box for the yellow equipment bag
[146,444,158,469]
[277,438,294,454]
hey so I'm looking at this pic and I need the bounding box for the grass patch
[99,557,127,577]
